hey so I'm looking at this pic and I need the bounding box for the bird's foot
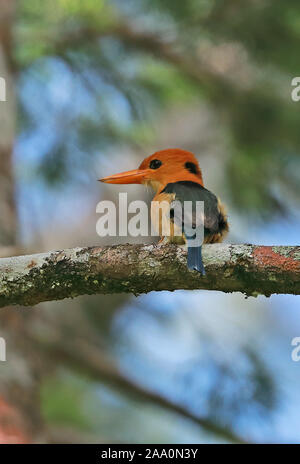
[157,236,168,246]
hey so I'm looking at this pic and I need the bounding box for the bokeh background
[0,0,299,443]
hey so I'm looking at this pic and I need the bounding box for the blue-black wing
[162,181,225,237]
[162,181,228,274]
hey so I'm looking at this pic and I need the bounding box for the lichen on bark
[0,244,299,308]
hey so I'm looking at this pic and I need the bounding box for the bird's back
[160,180,229,244]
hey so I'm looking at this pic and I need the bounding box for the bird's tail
[187,245,205,275]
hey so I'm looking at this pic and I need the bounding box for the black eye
[185,161,198,175]
[150,159,162,169]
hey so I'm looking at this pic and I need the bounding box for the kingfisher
[100,148,229,275]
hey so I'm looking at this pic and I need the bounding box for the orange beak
[99,168,150,185]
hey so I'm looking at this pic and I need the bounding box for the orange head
[99,148,204,193]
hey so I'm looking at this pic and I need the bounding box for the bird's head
[99,148,203,192]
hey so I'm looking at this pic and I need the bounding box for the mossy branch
[0,244,299,307]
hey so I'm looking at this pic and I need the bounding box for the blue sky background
[16,162,300,442]
[13,48,300,444]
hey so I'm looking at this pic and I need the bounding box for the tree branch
[36,332,247,443]
[0,244,299,307]
[22,21,237,98]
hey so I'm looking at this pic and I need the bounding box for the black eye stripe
[184,161,198,175]
[150,159,162,169]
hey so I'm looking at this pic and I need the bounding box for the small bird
[100,148,229,274]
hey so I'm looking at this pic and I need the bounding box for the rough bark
[0,244,299,308]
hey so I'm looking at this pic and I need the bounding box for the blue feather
[187,245,205,275]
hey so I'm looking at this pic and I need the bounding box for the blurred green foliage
[41,371,93,430]
[15,0,300,215]
[11,1,297,442]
